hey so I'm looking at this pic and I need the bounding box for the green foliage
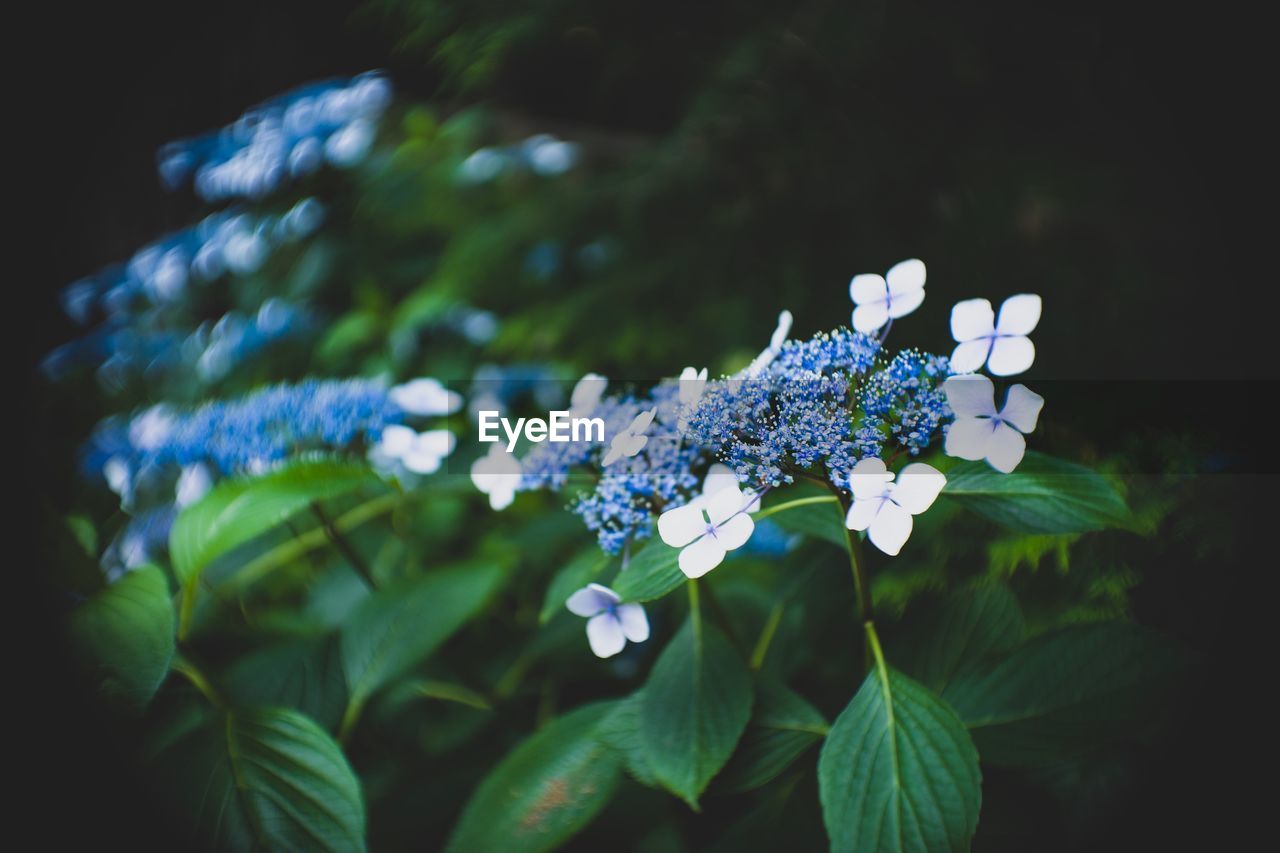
[715,679,828,793]
[68,564,174,709]
[612,537,686,602]
[818,659,982,853]
[447,703,622,852]
[640,612,754,807]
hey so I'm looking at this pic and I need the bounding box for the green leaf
[715,680,828,793]
[157,707,366,851]
[612,539,685,603]
[446,702,622,853]
[641,616,753,807]
[769,496,847,548]
[942,452,1131,534]
[340,560,508,727]
[69,565,174,709]
[818,664,981,853]
[223,636,348,730]
[539,548,614,624]
[890,584,1025,694]
[942,622,1189,767]
[597,691,658,787]
[171,459,379,588]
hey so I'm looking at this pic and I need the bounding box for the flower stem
[830,485,875,672]
[751,494,839,523]
[311,501,377,588]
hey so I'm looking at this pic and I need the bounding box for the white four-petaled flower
[844,458,946,556]
[565,583,649,658]
[389,378,463,416]
[374,424,457,475]
[849,259,926,334]
[943,375,1044,473]
[678,366,709,406]
[569,373,607,418]
[470,442,522,510]
[602,408,657,466]
[658,477,758,578]
[949,294,1041,376]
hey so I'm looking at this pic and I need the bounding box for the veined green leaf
[612,539,685,603]
[597,691,658,787]
[942,452,1131,534]
[716,679,828,793]
[446,702,622,853]
[69,564,174,709]
[641,617,753,807]
[223,635,348,731]
[890,583,1025,694]
[539,548,614,624]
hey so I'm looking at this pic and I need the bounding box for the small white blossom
[845,458,946,556]
[741,310,793,377]
[602,408,656,466]
[389,378,463,417]
[470,442,522,510]
[849,258,926,333]
[565,583,649,658]
[943,375,1044,473]
[678,366,709,406]
[949,294,1041,376]
[569,373,608,417]
[372,425,456,475]
[658,481,757,578]
[175,464,213,507]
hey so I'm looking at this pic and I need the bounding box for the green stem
[750,603,784,671]
[752,494,839,523]
[172,653,225,709]
[699,579,746,656]
[830,485,874,672]
[311,501,377,588]
[688,578,702,646]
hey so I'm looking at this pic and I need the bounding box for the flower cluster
[456,134,582,184]
[854,350,952,459]
[157,72,391,201]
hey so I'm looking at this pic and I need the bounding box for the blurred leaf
[769,495,847,549]
[715,679,828,793]
[411,678,492,710]
[613,539,685,603]
[889,583,1025,694]
[942,452,1131,534]
[446,702,622,853]
[157,707,366,851]
[597,691,657,787]
[340,560,508,731]
[69,564,173,709]
[641,616,753,807]
[223,635,348,731]
[539,548,614,624]
[942,622,1190,767]
[818,665,981,852]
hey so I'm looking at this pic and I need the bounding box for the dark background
[20,1,1274,848]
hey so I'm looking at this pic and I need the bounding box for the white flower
[658,482,757,578]
[844,458,946,556]
[686,463,762,514]
[949,294,1042,376]
[602,408,656,466]
[678,366,709,406]
[373,425,457,475]
[569,372,608,417]
[943,375,1044,473]
[470,442,522,510]
[565,583,649,658]
[741,310,793,377]
[849,258,926,333]
[389,378,463,417]
[175,464,213,507]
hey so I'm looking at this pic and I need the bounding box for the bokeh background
[21,0,1275,848]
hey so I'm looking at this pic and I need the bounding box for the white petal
[885,258,926,297]
[945,417,997,461]
[849,273,888,306]
[380,424,416,457]
[601,442,623,466]
[943,374,997,418]
[770,310,793,351]
[891,463,946,514]
[845,496,881,531]
[852,302,891,334]
[390,378,463,416]
[489,487,516,510]
[658,504,710,547]
[949,339,993,374]
[986,422,1027,473]
[629,407,657,433]
[886,287,925,319]
[741,488,763,514]
[714,513,755,551]
[950,298,995,342]
[570,373,607,414]
[566,584,617,616]
[702,463,740,498]
[616,603,650,643]
[706,482,749,525]
[987,336,1035,376]
[995,294,1042,336]
[678,535,727,578]
[848,457,892,501]
[586,613,627,658]
[402,449,444,474]
[413,429,456,456]
[999,384,1044,433]
[867,502,914,556]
